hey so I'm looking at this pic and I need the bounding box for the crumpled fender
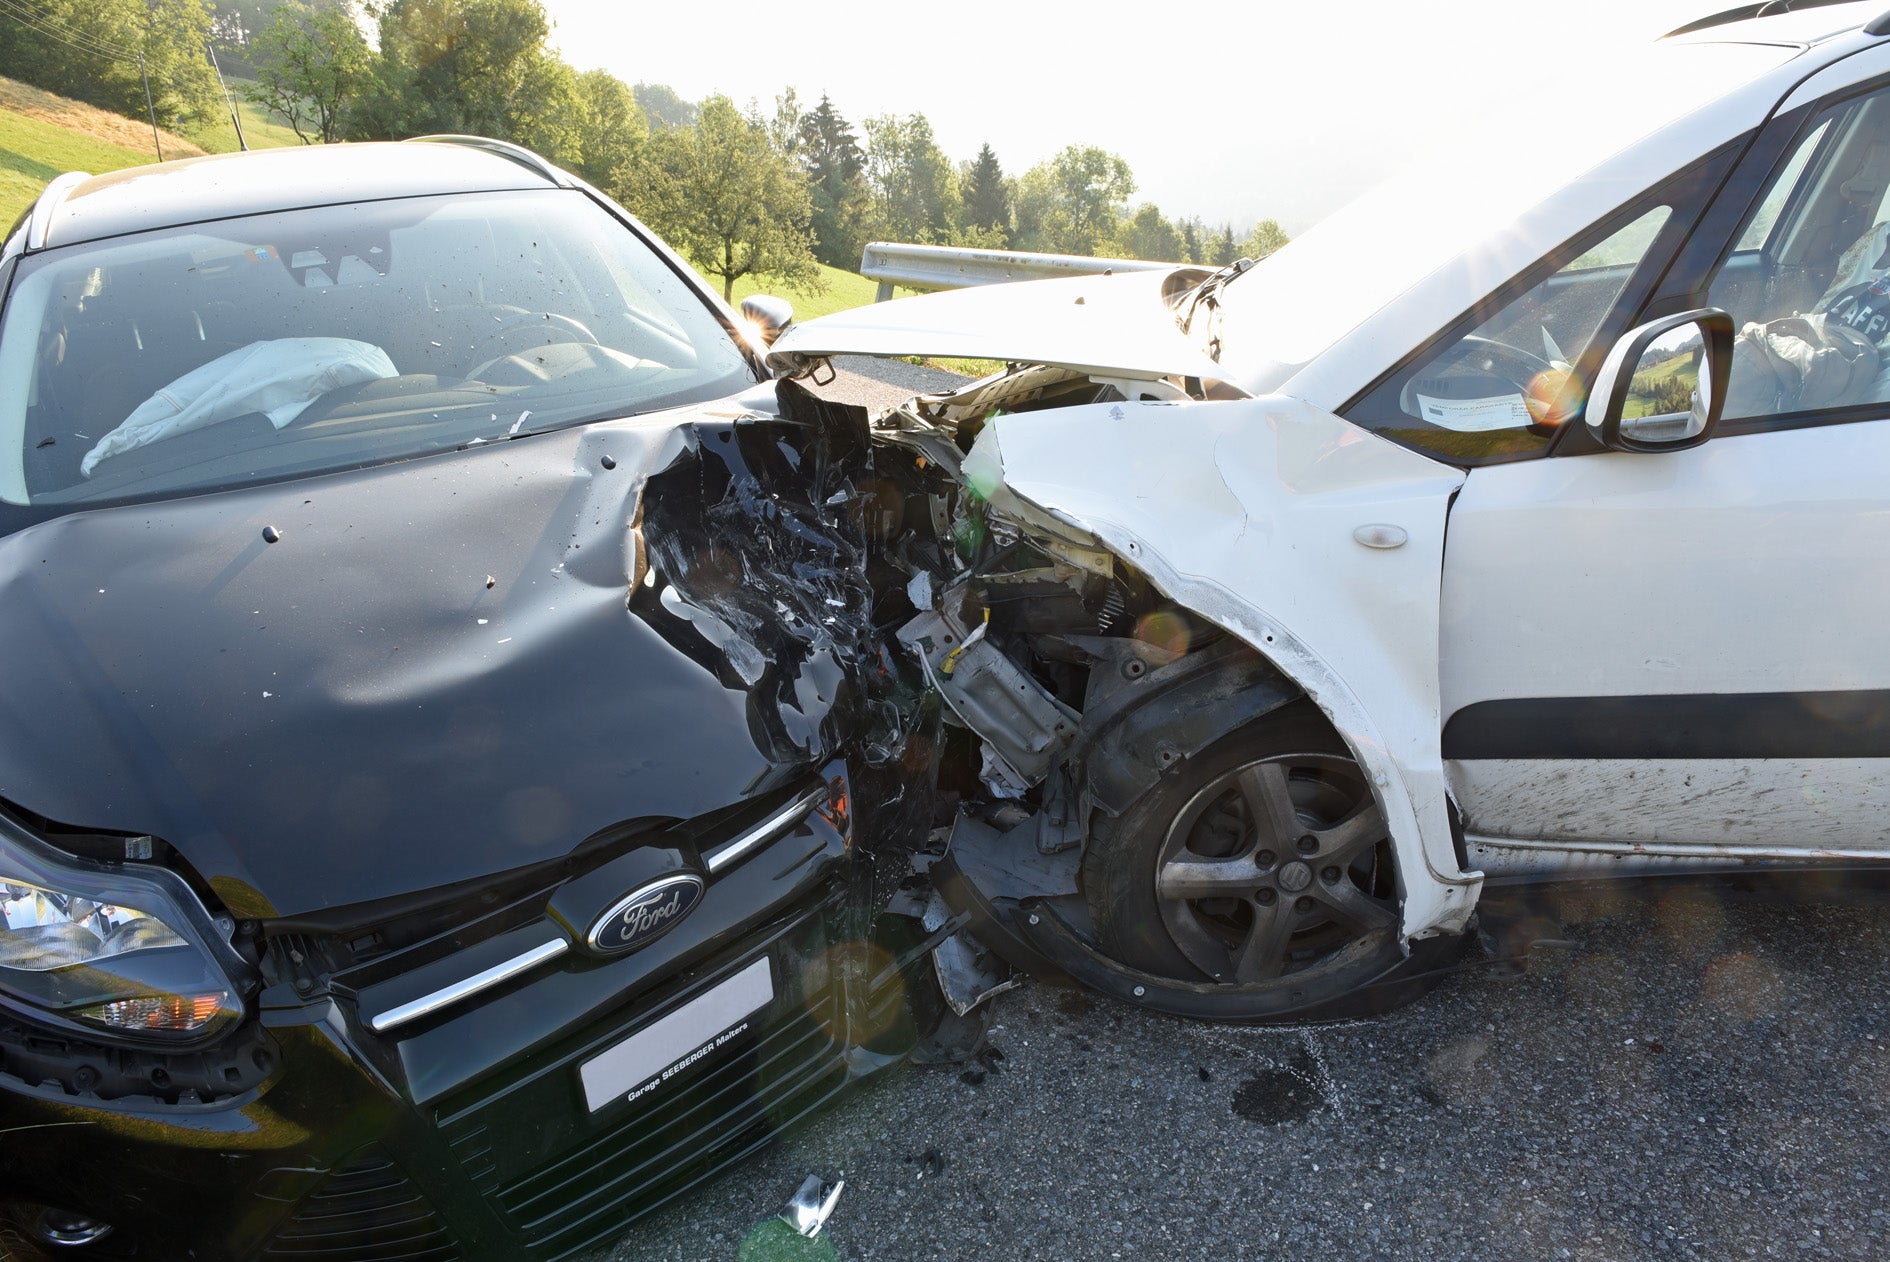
[966,393,1481,940]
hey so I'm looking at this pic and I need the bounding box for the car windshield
[0,189,757,506]
[1205,39,1799,395]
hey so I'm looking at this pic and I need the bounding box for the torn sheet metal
[921,888,1020,1017]
[781,1174,845,1238]
[960,394,1481,940]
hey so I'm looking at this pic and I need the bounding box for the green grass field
[1,73,305,224]
[184,75,321,154]
[723,262,890,319]
[0,107,165,224]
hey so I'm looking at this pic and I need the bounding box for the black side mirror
[1585,308,1734,453]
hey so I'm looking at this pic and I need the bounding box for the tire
[1081,702,1405,1003]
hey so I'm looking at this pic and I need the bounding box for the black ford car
[0,139,937,1259]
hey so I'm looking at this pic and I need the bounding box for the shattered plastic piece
[261,525,281,544]
[780,1173,844,1238]
[923,890,1021,1016]
[907,570,934,611]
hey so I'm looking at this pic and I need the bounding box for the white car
[767,0,1890,1020]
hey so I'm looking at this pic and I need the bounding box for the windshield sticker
[1414,392,1531,431]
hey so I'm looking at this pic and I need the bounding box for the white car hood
[766,270,1231,384]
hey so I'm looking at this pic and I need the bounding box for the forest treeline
[2,0,1292,298]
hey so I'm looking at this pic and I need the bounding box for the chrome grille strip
[369,938,569,1034]
[702,788,827,875]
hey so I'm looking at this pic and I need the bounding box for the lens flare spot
[801,941,904,1048]
[738,1217,839,1261]
[1654,887,1725,962]
[1134,609,1193,657]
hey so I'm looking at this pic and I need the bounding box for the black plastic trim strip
[1443,690,1890,759]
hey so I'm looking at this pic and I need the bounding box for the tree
[349,0,583,164]
[633,81,696,130]
[0,0,222,130]
[1012,145,1134,256]
[1179,217,1203,265]
[767,87,802,161]
[571,69,646,200]
[861,112,959,245]
[1242,217,1290,261]
[796,94,868,267]
[959,143,1010,243]
[1206,222,1238,266]
[1113,203,1182,262]
[245,2,373,144]
[634,94,819,301]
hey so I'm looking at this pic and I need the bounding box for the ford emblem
[585,873,705,955]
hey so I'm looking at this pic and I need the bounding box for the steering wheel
[1397,333,1576,430]
[1452,334,1557,387]
[466,312,599,370]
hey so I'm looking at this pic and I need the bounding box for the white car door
[1429,75,1890,873]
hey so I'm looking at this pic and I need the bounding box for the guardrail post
[875,281,894,303]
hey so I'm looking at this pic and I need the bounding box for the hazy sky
[545,0,1717,233]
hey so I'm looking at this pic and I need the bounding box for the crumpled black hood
[0,401,879,918]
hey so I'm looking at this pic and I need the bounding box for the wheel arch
[967,398,1484,944]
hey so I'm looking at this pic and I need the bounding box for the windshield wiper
[1182,256,1256,362]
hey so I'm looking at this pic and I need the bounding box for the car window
[1706,85,1890,423]
[1344,204,1674,463]
[1734,120,1829,252]
[0,190,757,507]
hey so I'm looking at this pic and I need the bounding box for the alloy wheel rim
[1151,751,1396,984]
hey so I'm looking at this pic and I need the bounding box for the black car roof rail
[1666,0,1865,39]
[1865,6,1890,34]
[24,170,91,252]
[405,134,570,186]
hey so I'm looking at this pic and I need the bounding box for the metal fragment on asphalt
[780,1173,845,1238]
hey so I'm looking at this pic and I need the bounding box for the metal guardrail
[858,241,1177,301]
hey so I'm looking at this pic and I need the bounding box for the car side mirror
[739,294,795,349]
[1585,308,1734,453]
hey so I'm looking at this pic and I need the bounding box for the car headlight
[0,820,251,1045]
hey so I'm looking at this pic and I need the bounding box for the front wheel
[1082,706,1406,1007]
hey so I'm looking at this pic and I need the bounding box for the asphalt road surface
[591,359,1890,1261]
[604,876,1890,1262]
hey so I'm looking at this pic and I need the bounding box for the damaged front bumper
[0,766,925,1261]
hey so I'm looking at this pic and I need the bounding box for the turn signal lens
[77,992,228,1035]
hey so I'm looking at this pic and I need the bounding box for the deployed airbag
[82,337,397,476]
